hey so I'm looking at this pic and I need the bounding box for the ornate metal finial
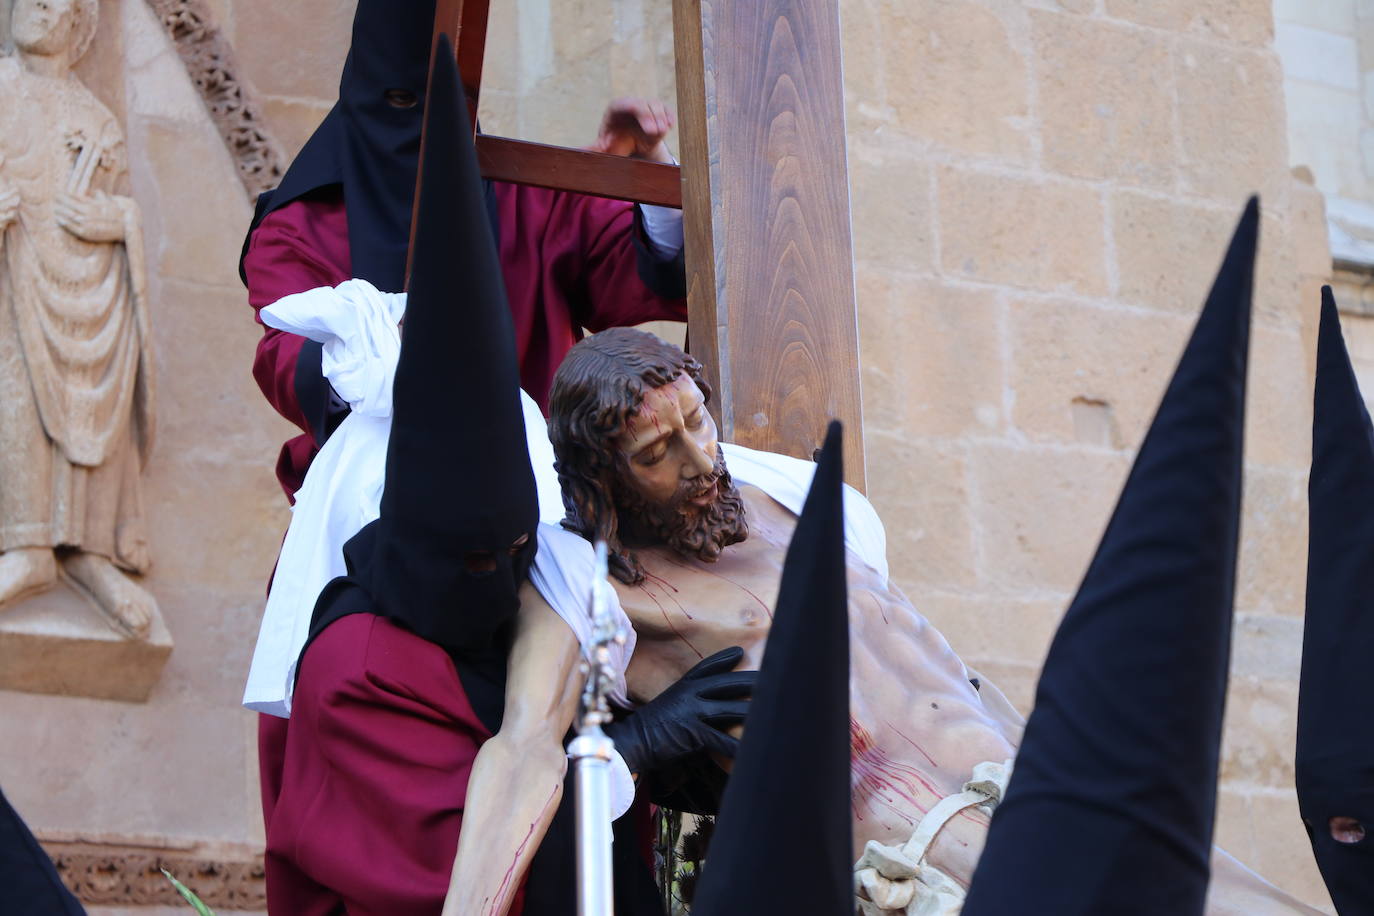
[578,541,626,733]
[569,540,626,916]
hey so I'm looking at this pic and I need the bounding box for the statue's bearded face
[12,0,78,55]
[611,373,747,562]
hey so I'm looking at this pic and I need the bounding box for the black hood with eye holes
[297,35,539,734]
[1299,288,1374,915]
[365,32,540,658]
[240,0,436,294]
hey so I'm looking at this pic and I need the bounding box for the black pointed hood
[240,0,436,292]
[964,198,1258,916]
[366,35,540,656]
[693,421,853,915]
[1297,286,1374,914]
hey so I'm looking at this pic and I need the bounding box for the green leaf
[160,868,217,916]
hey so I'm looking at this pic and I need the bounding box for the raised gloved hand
[606,646,755,777]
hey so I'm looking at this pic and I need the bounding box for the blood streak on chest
[642,570,691,618]
[658,553,773,620]
[637,581,704,659]
[887,721,940,769]
[850,718,941,827]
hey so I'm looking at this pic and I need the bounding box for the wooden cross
[427,0,866,489]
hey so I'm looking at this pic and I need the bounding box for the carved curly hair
[547,327,713,585]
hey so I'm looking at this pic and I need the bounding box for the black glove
[645,751,730,815]
[606,646,755,777]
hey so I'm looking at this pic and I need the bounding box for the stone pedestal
[0,582,172,702]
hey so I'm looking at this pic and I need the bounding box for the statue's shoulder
[739,483,793,522]
[0,57,26,105]
[68,79,120,129]
[0,59,29,136]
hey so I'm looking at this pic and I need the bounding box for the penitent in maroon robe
[246,183,682,915]
[243,183,688,501]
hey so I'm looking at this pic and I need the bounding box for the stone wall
[842,0,1330,908]
[0,0,1339,912]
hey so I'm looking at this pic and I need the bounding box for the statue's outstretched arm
[442,581,584,916]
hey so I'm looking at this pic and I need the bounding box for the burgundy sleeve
[242,194,352,439]
[572,196,688,332]
[267,615,522,916]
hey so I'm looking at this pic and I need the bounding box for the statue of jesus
[0,0,159,637]
[444,327,1320,915]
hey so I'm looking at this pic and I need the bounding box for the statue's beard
[616,452,749,564]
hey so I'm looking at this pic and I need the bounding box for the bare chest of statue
[614,486,1019,867]
[616,486,795,700]
[607,493,1322,914]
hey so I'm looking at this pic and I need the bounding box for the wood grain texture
[476,136,683,207]
[673,0,725,424]
[674,0,866,490]
[408,0,488,281]
[434,0,489,124]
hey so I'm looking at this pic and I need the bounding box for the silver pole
[569,729,616,916]
[569,542,624,916]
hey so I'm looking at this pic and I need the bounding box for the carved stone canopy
[143,0,285,198]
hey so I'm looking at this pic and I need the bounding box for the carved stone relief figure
[0,0,160,638]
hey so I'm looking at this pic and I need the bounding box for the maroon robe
[265,613,522,915]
